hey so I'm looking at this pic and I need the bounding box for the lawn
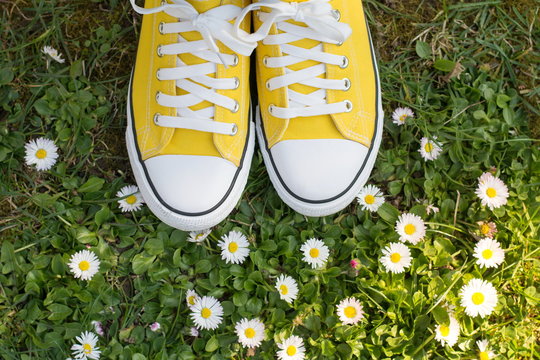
[0,0,539,359]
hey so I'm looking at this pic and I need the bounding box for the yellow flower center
[472,292,485,305]
[188,296,196,305]
[244,328,255,338]
[280,284,288,295]
[404,224,416,235]
[480,224,490,235]
[364,194,375,204]
[439,325,450,337]
[83,343,92,354]
[201,308,212,319]
[344,306,357,318]
[228,241,238,253]
[78,261,90,271]
[35,149,47,159]
[399,114,407,122]
[287,345,297,356]
[486,187,497,198]
[309,248,319,258]
[479,351,490,360]
[482,249,493,260]
[424,142,433,153]
[195,233,204,240]
[390,253,401,263]
[126,195,137,204]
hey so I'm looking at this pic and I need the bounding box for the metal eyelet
[230,123,238,135]
[157,45,164,57]
[231,101,239,113]
[153,113,161,125]
[340,56,348,68]
[233,77,240,90]
[158,22,165,34]
[344,100,353,112]
[336,40,343,46]
[343,78,351,90]
[332,9,341,21]
[156,69,162,80]
[155,91,161,102]
[265,80,272,90]
[262,56,269,67]
[231,54,239,66]
[268,104,275,115]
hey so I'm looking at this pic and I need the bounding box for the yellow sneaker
[127,0,256,230]
[235,0,383,216]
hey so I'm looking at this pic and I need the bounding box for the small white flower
[380,242,412,274]
[42,45,65,63]
[116,185,145,212]
[235,318,265,348]
[473,238,505,268]
[336,297,364,325]
[434,315,460,347]
[186,289,200,309]
[217,230,250,264]
[149,322,160,332]
[419,136,442,161]
[277,335,306,360]
[188,229,211,243]
[475,173,509,210]
[477,339,496,359]
[71,331,100,360]
[426,204,439,215]
[90,321,104,337]
[24,137,59,171]
[68,250,100,281]
[392,107,414,125]
[395,213,426,245]
[190,296,223,330]
[356,185,384,212]
[300,238,329,269]
[190,327,199,337]
[459,278,498,318]
[275,275,299,304]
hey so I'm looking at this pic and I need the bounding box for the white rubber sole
[126,90,255,231]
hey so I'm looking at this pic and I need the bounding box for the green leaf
[205,336,219,352]
[132,253,156,274]
[433,59,456,72]
[415,41,432,59]
[377,203,400,224]
[94,206,112,226]
[78,177,105,193]
[47,303,72,321]
[259,240,277,251]
[432,305,450,326]
[195,259,212,274]
[144,237,164,256]
[0,67,14,85]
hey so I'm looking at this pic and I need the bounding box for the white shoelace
[234,0,352,119]
[130,0,256,135]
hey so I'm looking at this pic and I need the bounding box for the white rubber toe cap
[144,155,237,214]
[269,139,369,201]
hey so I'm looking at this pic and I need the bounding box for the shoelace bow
[130,0,256,135]
[234,0,353,119]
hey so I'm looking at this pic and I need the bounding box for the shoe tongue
[185,0,222,13]
[279,0,312,2]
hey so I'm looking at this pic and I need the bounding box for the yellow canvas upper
[255,0,377,149]
[132,0,251,167]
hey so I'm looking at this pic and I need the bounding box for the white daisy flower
[186,289,200,309]
[356,184,384,212]
[392,107,414,125]
[189,327,199,337]
[234,318,265,348]
[149,322,160,332]
[275,275,299,304]
[380,242,412,274]
[42,45,65,63]
[300,238,329,269]
[116,185,145,212]
[477,339,496,360]
[459,278,498,318]
[473,238,505,268]
[419,136,442,161]
[336,297,364,325]
[217,230,250,264]
[395,213,426,245]
[426,204,440,215]
[477,221,497,238]
[475,173,509,210]
[90,321,104,337]
[190,296,223,330]
[187,229,211,243]
[434,315,460,347]
[71,331,100,360]
[277,335,306,360]
[24,137,59,171]
[68,250,100,281]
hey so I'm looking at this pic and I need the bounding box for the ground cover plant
[0,0,539,359]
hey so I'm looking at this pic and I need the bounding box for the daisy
[190,296,223,330]
[459,278,498,318]
[419,136,442,161]
[186,289,200,309]
[90,321,104,337]
[68,250,100,281]
[356,184,384,212]
[477,339,496,360]
[300,238,329,269]
[277,335,306,360]
[42,45,65,63]
[217,230,250,264]
[24,137,59,171]
[434,315,460,347]
[392,107,414,125]
[187,229,211,243]
[234,318,265,348]
[475,173,509,210]
[336,297,364,325]
[380,242,412,274]
[473,238,505,268]
[190,327,199,337]
[116,185,145,212]
[149,322,160,332]
[71,331,100,360]
[426,203,440,215]
[395,213,426,245]
[477,221,497,238]
[350,258,361,270]
[275,275,299,303]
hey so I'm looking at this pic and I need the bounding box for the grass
[1,0,539,359]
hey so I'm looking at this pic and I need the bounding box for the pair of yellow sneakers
[127,0,383,231]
